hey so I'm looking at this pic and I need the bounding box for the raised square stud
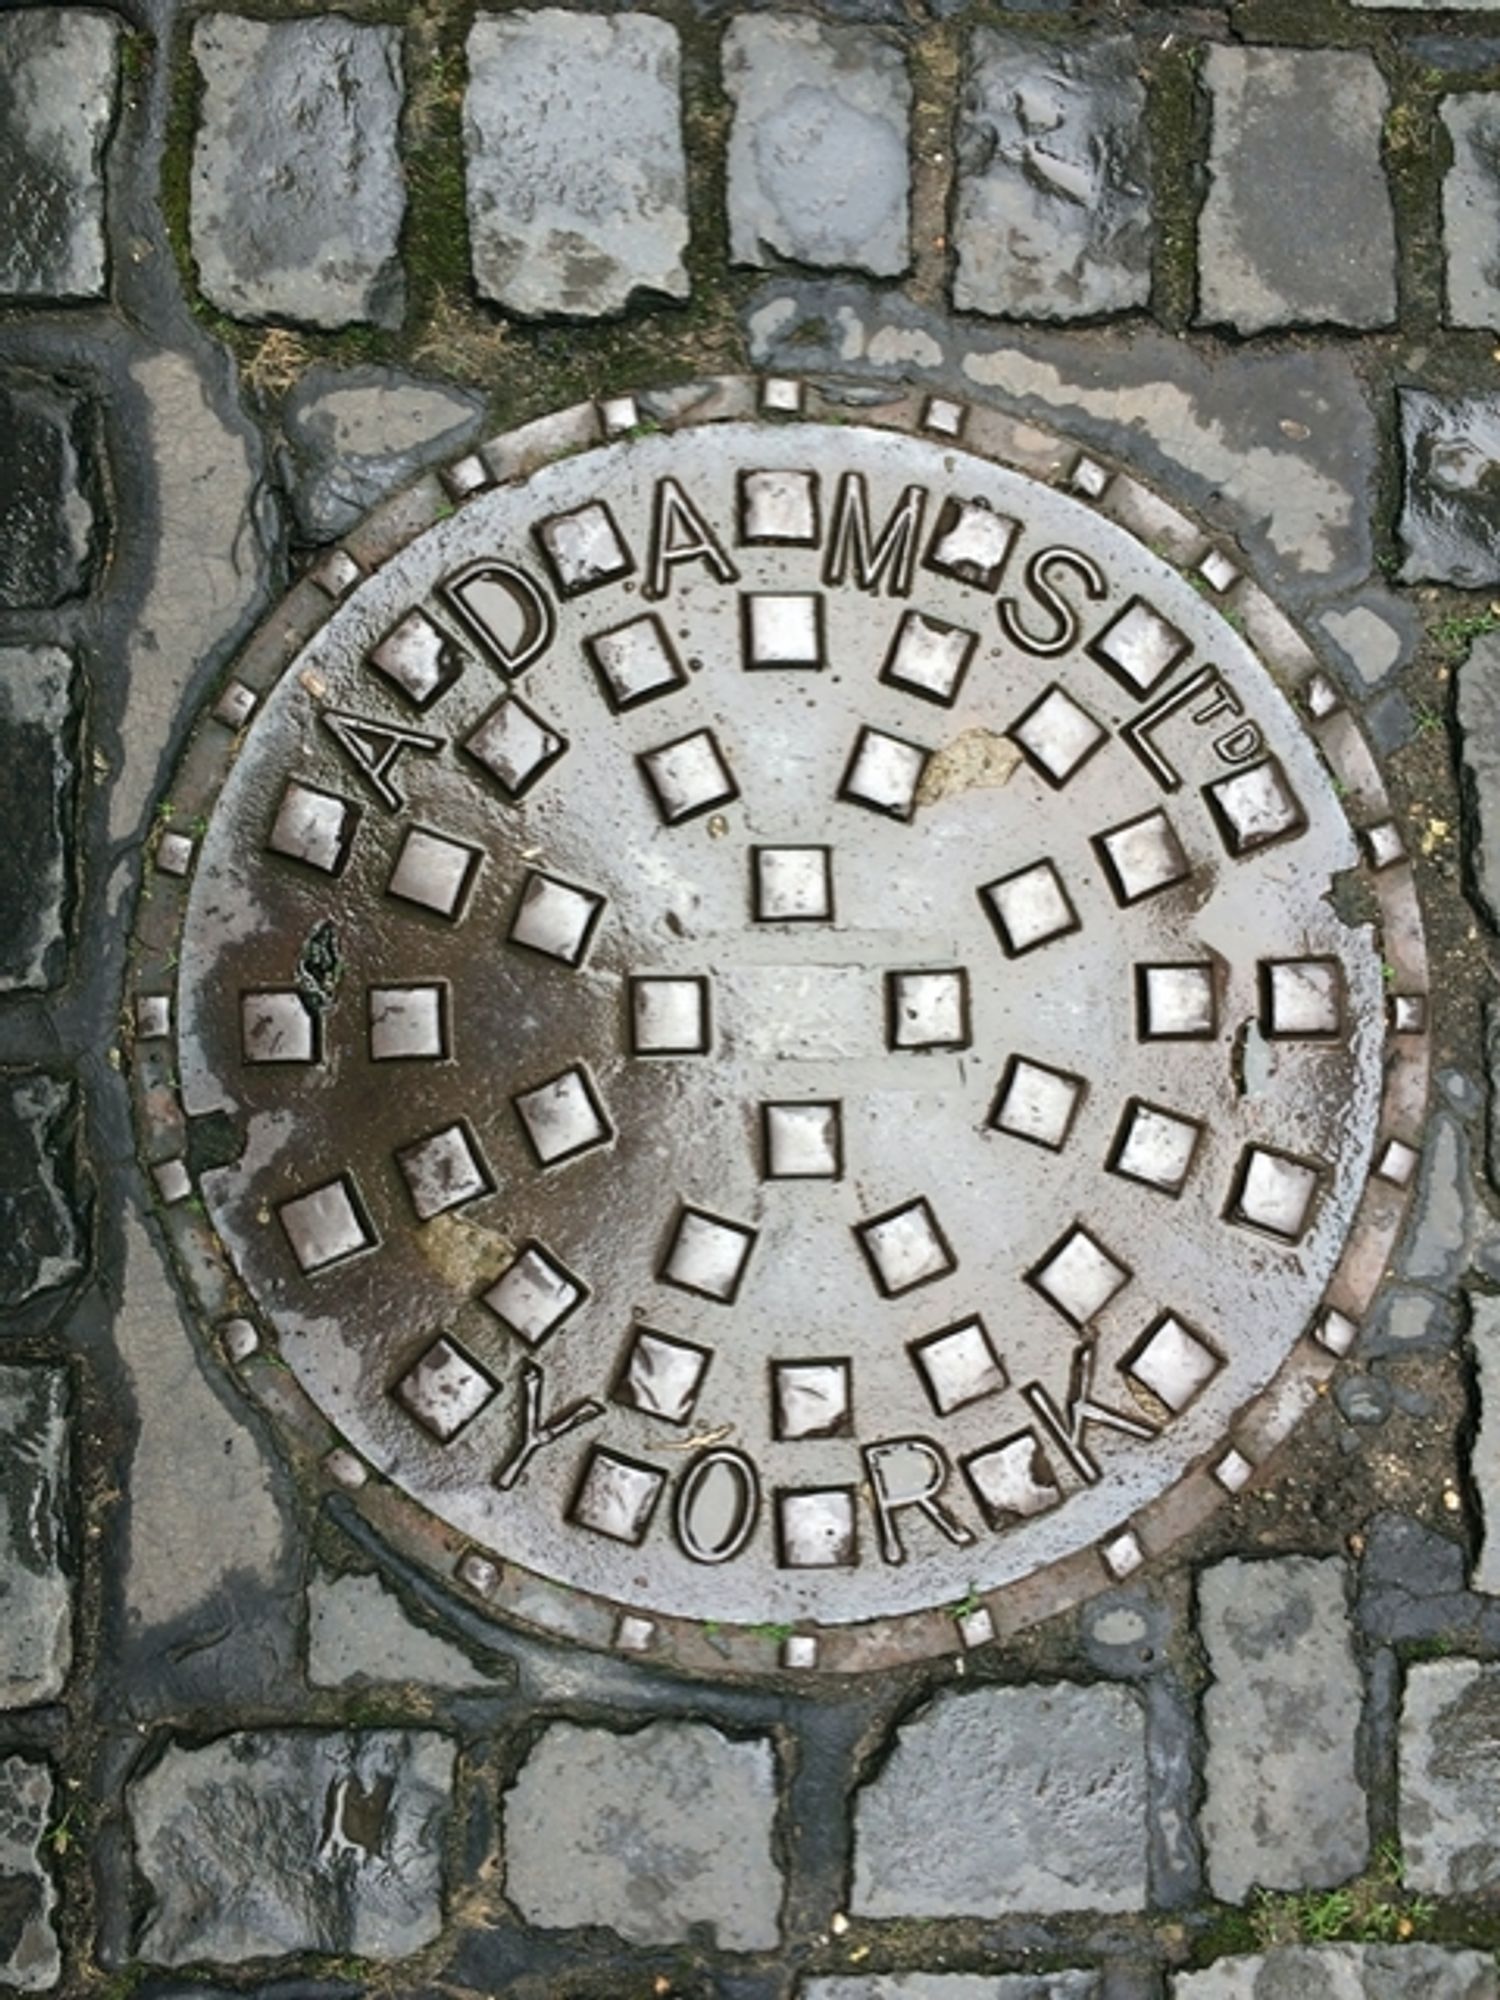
[630,976,711,1055]
[962,1433,1063,1526]
[136,995,171,1040]
[772,1359,851,1440]
[639,729,738,824]
[840,726,930,820]
[911,1317,1007,1415]
[613,1327,711,1424]
[534,501,634,594]
[310,548,361,599]
[1108,1099,1203,1195]
[268,780,360,875]
[395,1336,498,1442]
[278,1176,375,1273]
[1010,684,1108,787]
[1204,757,1305,855]
[387,827,482,919]
[742,592,823,668]
[156,831,194,878]
[1391,994,1427,1035]
[1304,672,1342,721]
[855,1197,955,1298]
[598,393,639,434]
[484,1241,586,1347]
[395,1121,493,1220]
[1228,1144,1322,1242]
[1028,1224,1130,1326]
[880,610,977,706]
[923,396,965,437]
[776,1487,857,1568]
[1316,1307,1358,1357]
[369,984,448,1061]
[1124,1314,1222,1412]
[990,1056,1086,1151]
[1102,1530,1144,1580]
[241,990,318,1064]
[1088,597,1190,695]
[753,845,833,922]
[1261,958,1342,1039]
[570,1447,665,1544]
[1365,821,1407,870]
[512,1066,612,1167]
[980,860,1079,956]
[153,1159,191,1204]
[614,1613,656,1653]
[369,610,465,708]
[1095,809,1191,904]
[888,969,969,1050]
[739,470,820,544]
[1198,548,1240,593]
[762,1101,842,1180]
[925,497,1018,591]
[1070,455,1111,500]
[1137,962,1217,1040]
[660,1206,757,1303]
[214,680,257,729]
[587,614,687,711]
[463,694,567,799]
[509,870,606,966]
[1214,1448,1253,1493]
[1376,1138,1419,1187]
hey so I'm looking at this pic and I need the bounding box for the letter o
[673,1448,761,1564]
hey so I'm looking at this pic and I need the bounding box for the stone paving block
[1199,1558,1366,1902]
[1404,390,1500,586]
[1459,633,1500,929]
[307,1567,504,1690]
[1474,1299,1500,1594]
[464,12,689,318]
[0,1366,71,1711]
[503,1720,780,1949]
[129,1730,453,1964]
[1198,48,1396,334]
[804,1977,1100,1998]
[0,1755,60,1991]
[0,8,119,301]
[0,649,78,995]
[724,17,910,278]
[1443,95,1500,332]
[280,366,485,544]
[851,1683,1148,1917]
[953,31,1151,321]
[1400,1659,1500,1893]
[190,14,406,330]
[0,375,98,609]
[0,1073,86,1309]
[1172,1945,1499,1996]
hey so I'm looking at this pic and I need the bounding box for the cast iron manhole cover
[129,377,1429,1676]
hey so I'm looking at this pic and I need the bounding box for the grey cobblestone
[953,31,1151,321]
[803,1978,1101,1998]
[724,16,910,278]
[1401,1660,1500,1895]
[464,11,689,318]
[190,14,406,330]
[0,374,98,610]
[1198,48,1396,334]
[1459,633,1500,930]
[1443,95,1500,333]
[851,1683,1148,1917]
[1471,1299,1500,1593]
[0,8,118,301]
[0,1755,59,1992]
[1399,389,1500,588]
[0,649,77,995]
[0,1366,70,1710]
[307,1567,505,1690]
[0,1073,85,1309]
[1172,1947,1498,1997]
[129,1729,454,1964]
[1199,1558,1366,1902]
[503,1720,781,1949]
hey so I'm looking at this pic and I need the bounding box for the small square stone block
[484,1241,586,1347]
[762,1101,842,1179]
[630,975,711,1055]
[856,1197,955,1297]
[980,860,1079,956]
[911,1317,1007,1415]
[156,830,195,878]
[535,501,635,595]
[509,870,605,965]
[743,592,823,668]
[1029,1225,1130,1325]
[136,994,171,1039]
[640,729,738,824]
[881,610,977,706]
[1137,962,1217,1040]
[1229,1144,1322,1241]
[464,695,567,799]
[773,1359,851,1440]
[387,827,482,919]
[278,1175,375,1272]
[396,1336,498,1442]
[614,1327,710,1424]
[1010,683,1107,786]
[990,1055,1086,1151]
[570,1447,665,1543]
[777,1487,857,1567]
[887,969,968,1050]
[512,1066,612,1167]
[1088,596,1190,695]
[395,1122,492,1220]
[754,845,832,922]
[153,1158,192,1205]
[369,984,448,1061]
[660,1206,757,1302]
[1095,808,1191,904]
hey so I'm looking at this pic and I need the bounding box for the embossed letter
[1023,1342,1156,1485]
[998,546,1108,657]
[493,1360,603,1491]
[442,561,556,677]
[823,474,926,597]
[864,1436,976,1564]
[647,478,739,599]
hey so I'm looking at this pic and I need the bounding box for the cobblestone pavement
[8,1,1500,1996]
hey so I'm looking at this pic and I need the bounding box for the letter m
[823,474,927,598]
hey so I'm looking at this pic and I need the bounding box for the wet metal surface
[128,378,1428,1675]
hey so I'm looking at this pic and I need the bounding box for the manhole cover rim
[126,372,1430,1680]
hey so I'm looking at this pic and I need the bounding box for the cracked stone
[1470,1299,1500,1594]
[129,1730,453,1964]
[724,17,911,278]
[0,1368,70,1711]
[307,1568,506,1690]
[1198,48,1396,334]
[0,8,118,301]
[0,1074,85,1310]
[803,1980,1101,1999]
[1400,1659,1500,1895]
[1444,95,1500,332]
[1199,1558,1367,1902]
[1172,1945,1500,1997]
[1399,390,1500,587]
[190,14,406,329]
[1400,1111,1474,1286]
[953,31,1151,321]
[0,1757,59,1992]
[0,376,98,609]
[0,648,78,994]
[504,1721,781,1950]
[851,1683,1148,1916]
[464,11,689,318]
[280,366,485,544]
[1460,634,1500,928]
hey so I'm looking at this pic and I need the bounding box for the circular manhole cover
[129,377,1429,1676]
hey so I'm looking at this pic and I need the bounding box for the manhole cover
[129,377,1428,1676]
